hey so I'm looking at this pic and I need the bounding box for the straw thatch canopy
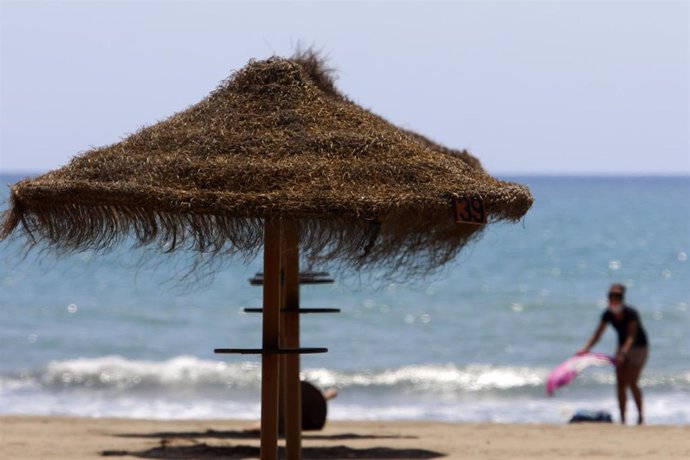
[1,53,532,275]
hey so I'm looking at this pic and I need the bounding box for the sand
[1,416,689,459]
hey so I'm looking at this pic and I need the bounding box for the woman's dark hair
[609,283,626,299]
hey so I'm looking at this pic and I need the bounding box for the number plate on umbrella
[455,197,487,225]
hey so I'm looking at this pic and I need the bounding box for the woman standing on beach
[578,283,649,425]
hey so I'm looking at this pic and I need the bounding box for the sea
[1,174,688,425]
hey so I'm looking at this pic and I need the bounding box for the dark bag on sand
[568,409,613,423]
[279,381,328,432]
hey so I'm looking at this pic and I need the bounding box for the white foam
[303,363,548,392]
[5,356,689,393]
[39,355,261,389]
[3,356,690,423]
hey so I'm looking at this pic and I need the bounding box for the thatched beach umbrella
[1,53,533,459]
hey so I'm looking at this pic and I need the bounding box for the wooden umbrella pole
[282,222,301,460]
[261,217,282,460]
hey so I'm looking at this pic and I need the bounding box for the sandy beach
[1,416,688,459]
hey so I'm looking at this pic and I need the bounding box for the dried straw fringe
[5,195,485,276]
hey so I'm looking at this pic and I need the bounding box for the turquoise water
[1,174,688,423]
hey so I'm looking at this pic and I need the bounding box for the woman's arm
[578,320,606,354]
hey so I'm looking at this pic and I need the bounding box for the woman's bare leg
[616,363,628,424]
[625,348,649,425]
[630,384,643,425]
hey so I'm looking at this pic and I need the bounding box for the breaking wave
[3,355,689,393]
[2,356,689,422]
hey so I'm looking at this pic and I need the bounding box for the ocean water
[1,174,688,424]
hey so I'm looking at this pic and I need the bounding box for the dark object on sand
[299,382,327,431]
[279,381,332,432]
[569,409,613,423]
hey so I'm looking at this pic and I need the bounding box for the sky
[1,0,688,175]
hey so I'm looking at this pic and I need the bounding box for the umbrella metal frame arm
[243,308,341,314]
[249,272,334,286]
[214,347,328,354]
[250,278,334,286]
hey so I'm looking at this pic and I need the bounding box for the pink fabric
[546,352,615,396]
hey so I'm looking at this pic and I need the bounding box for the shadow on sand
[104,430,443,459]
[116,429,417,441]
[102,443,444,459]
